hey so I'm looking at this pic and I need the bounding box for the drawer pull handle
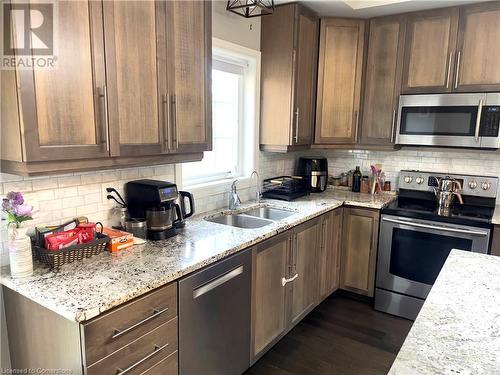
[112,307,169,339]
[116,343,169,374]
[281,273,298,287]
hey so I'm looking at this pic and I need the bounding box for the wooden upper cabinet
[402,8,459,93]
[340,208,379,297]
[455,2,500,92]
[293,7,319,146]
[260,4,318,152]
[16,1,108,161]
[167,1,212,154]
[359,15,406,147]
[104,1,165,157]
[315,18,365,145]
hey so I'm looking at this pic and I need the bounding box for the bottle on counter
[352,166,362,193]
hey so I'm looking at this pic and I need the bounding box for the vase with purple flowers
[2,192,34,278]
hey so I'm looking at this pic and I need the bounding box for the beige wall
[212,0,261,50]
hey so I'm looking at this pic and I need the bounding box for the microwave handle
[382,217,489,237]
[475,99,484,142]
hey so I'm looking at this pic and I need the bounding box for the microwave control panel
[479,106,500,137]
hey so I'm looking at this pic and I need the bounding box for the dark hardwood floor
[246,294,413,375]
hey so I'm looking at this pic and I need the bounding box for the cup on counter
[360,176,370,194]
[125,219,147,239]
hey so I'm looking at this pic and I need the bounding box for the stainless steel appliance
[396,93,500,149]
[125,179,182,240]
[434,176,464,211]
[179,249,251,375]
[375,170,498,320]
[297,157,328,192]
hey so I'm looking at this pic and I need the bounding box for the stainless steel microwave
[395,93,500,149]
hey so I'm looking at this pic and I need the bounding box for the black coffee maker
[126,180,182,240]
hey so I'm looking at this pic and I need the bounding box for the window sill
[183,176,254,199]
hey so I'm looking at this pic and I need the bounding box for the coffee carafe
[125,179,182,240]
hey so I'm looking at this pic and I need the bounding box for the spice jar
[360,176,370,194]
[384,181,391,191]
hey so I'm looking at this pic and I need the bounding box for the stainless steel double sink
[206,206,296,229]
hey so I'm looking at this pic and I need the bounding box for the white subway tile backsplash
[57,175,82,188]
[3,180,33,193]
[54,187,78,198]
[3,148,500,248]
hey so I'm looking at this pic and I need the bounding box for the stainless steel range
[375,170,498,320]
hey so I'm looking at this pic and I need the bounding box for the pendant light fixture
[226,0,275,18]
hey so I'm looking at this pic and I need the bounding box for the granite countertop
[389,250,500,374]
[492,205,500,225]
[0,189,396,323]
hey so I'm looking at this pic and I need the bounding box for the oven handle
[382,217,489,237]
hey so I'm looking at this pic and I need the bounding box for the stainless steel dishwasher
[179,249,251,375]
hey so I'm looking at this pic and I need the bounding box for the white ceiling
[275,0,487,18]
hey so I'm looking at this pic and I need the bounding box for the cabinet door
[252,232,290,360]
[315,18,365,145]
[319,209,343,300]
[289,218,321,326]
[260,4,295,150]
[167,1,211,153]
[103,0,165,157]
[340,208,380,297]
[360,16,406,147]
[402,8,459,93]
[17,1,108,161]
[455,2,500,92]
[292,6,318,146]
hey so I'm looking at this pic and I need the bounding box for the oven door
[377,215,490,299]
[396,93,489,148]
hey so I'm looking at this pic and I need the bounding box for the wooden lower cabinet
[289,218,321,325]
[491,226,500,257]
[340,208,380,297]
[251,215,326,362]
[251,232,291,360]
[3,283,179,374]
[319,208,343,299]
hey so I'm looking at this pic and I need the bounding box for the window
[182,39,259,187]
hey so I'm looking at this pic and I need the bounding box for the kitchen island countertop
[0,189,396,323]
[389,250,500,374]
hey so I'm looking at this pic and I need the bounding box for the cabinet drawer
[82,282,177,365]
[86,317,178,375]
[142,350,178,375]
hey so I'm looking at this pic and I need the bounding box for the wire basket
[262,176,310,200]
[33,233,110,269]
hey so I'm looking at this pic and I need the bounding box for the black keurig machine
[126,180,182,240]
[297,157,328,192]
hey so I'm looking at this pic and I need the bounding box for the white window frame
[176,38,261,196]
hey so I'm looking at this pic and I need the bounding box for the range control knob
[404,176,413,184]
[481,182,491,191]
[415,177,425,184]
[468,181,478,190]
